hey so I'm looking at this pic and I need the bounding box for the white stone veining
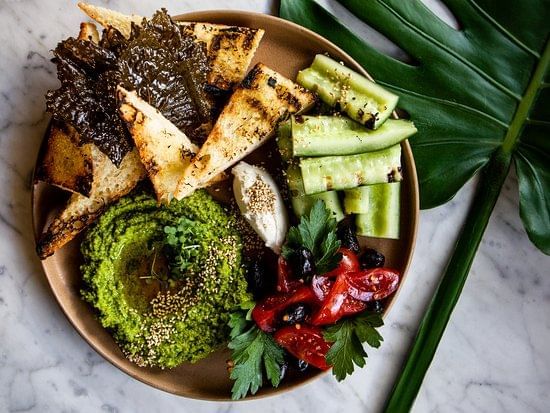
[0,0,549,412]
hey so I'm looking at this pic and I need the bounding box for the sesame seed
[246,176,276,215]
[123,234,243,367]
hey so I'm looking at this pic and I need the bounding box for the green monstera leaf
[281,0,549,251]
[280,0,550,411]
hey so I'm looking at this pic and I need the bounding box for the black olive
[337,223,360,254]
[290,247,315,281]
[296,359,309,372]
[279,360,288,381]
[284,354,309,372]
[280,304,309,326]
[367,300,384,313]
[245,258,275,300]
[360,248,385,269]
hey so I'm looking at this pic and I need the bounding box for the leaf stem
[502,39,550,153]
[383,149,512,413]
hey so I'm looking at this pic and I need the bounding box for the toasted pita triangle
[78,2,142,38]
[37,147,146,259]
[35,122,94,196]
[118,87,226,204]
[118,87,199,204]
[174,63,316,200]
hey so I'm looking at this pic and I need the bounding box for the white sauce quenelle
[232,162,288,254]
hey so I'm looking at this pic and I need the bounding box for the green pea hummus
[80,190,250,368]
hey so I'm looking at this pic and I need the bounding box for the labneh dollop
[232,162,288,253]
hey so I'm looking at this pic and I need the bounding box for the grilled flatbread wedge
[77,2,264,90]
[174,63,316,200]
[78,21,100,43]
[118,87,226,203]
[35,122,94,196]
[118,87,199,204]
[37,147,146,259]
[77,2,142,38]
[188,23,264,90]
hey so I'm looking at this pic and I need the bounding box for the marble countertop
[1,0,549,411]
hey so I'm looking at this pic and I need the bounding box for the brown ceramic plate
[32,11,419,401]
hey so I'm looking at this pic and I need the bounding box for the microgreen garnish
[164,217,206,277]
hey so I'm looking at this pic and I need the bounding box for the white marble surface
[1,0,549,412]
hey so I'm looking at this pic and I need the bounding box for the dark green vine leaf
[119,9,214,141]
[280,0,550,254]
[46,38,132,166]
[47,9,214,166]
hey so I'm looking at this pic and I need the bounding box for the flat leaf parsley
[324,311,384,381]
[228,306,286,400]
[282,200,341,274]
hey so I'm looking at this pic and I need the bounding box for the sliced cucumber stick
[300,144,402,195]
[286,163,306,197]
[350,183,401,239]
[287,165,344,221]
[276,120,292,162]
[344,182,400,214]
[297,54,399,129]
[292,116,416,157]
[292,192,344,222]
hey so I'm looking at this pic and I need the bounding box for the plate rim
[31,9,419,401]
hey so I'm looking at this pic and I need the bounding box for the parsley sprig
[324,311,384,381]
[227,201,387,398]
[282,200,341,274]
[228,304,286,400]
